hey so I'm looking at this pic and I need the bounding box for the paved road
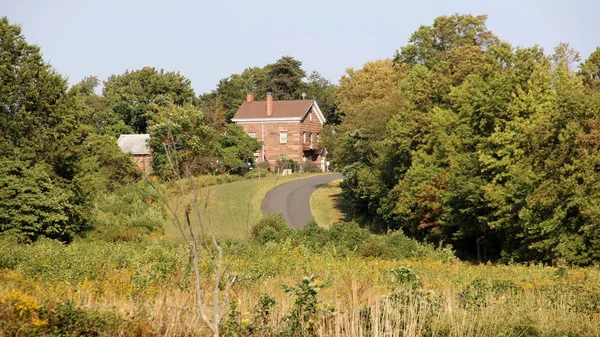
[262,173,343,228]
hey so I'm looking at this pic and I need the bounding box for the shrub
[251,213,289,243]
[327,222,370,251]
[193,174,244,187]
[246,168,270,179]
[300,161,320,173]
[290,220,329,249]
[281,275,333,336]
[256,160,271,171]
[0,159,83,243]
[87,181,166,242]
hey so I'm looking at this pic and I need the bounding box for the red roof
[232,99,314,119]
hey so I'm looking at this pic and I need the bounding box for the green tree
[305,71,339,124]
[0,159,81,242]
[580,47,600,91]
[208,66,266,122]
[0,17,75,161]
[217,124,261,174]
[200,56,336,125]
[0,17,141,241]
[103,67,195,133]
[395,14,498,68]
[334,14,600,265]
[69,76,133,137]
[260,56,307,100]
[147,102,218,178]
[148,102,260,178]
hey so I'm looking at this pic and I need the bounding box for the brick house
[117,134,152,176]
[232,93,327,171]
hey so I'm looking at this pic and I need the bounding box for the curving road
[262,173,343,228]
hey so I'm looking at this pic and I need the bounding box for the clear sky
[2,0,598,95]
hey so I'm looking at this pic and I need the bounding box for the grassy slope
[310,179,349,228]
[164,173,325,239]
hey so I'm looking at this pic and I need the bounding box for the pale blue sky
[2,0,598,95]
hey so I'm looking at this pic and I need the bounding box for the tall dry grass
[1,237,599,336]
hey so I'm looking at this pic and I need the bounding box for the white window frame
[248,132,256,138]
[280,131,288,144]
[302,132,306,144]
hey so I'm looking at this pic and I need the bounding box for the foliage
[245,167,269,179]
[276,154,297,172]
[281,275,332,336]
[579,47,600,91]
[87,181,166,242]
[148,102,219,177]
[3,235,599,336]
[260,56,307,100]
[201,56,340,124]
[250,213,289,243]
[0,159,82,243]
[69,76,133,137]
[331,14,600,265]
[103,66,195,133]
[217,124,262,174]
[0,17,141,241]
[299,160,320,173]
[148,102,260,178]
[73,133,141,198]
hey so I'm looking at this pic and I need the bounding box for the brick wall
[237,108,324,165]
[133,154,153,176]
[299,107,324,154]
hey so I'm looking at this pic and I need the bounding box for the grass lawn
[310,179,350,228]
[163,173,325,239]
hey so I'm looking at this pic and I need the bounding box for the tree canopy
[103,67,196,133]
[200,56,340,124]
[0,17,141,242]
[332,14,600,265]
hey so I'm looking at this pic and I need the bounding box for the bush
[327,222,370,251]
[251,213,289,243]
[0,159,83,243]
[256,160,271,171]
[300,161,321,173]
[288,222,455,261]
[88,181,166,242]
[289,220,328,249]
[246,168,270,179]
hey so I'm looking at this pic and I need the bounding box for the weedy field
[1,175,599,337]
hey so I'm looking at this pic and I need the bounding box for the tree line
[0,17,333,242]
[3,13,600,266]
[329,14,600,265]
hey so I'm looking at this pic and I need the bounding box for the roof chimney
[246,93,254,102]
[266,92,273,116]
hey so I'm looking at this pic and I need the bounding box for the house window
[302,132,306,144]
[280,131,288,144]
[310,133,313,146]
[248,132,256,138]
[309,111,313,121]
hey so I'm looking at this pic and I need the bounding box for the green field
[163,173,325,239]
